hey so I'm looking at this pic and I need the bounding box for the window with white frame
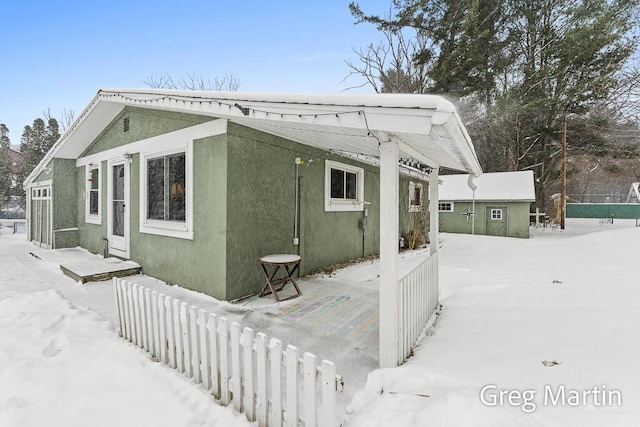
[491,208,503,220]
[409,181,423,212]
[85,163,101,224]
[140,145,193,239]
[325,160,364,211]
[438,202,454,212]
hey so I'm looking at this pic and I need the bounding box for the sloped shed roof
[440,170,536,202]
[25,89,482,187]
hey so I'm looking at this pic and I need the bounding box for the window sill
[140,221,193,240]
[85,216,102,225]
[325,200,364,212]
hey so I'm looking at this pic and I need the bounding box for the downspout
[468,175,477,235]
[293,158,301,251]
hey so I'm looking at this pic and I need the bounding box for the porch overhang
[24,89,482,188]
[23,89,482,369]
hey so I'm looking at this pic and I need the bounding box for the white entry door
[108,160,129,258]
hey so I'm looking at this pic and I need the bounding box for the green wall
[62,107,432,301]
[128,135,228,299]
[77,160,107,254]
[81,106,212,157]
[224,124,386,299]
[52,158,78,248]
[439,200,531,238]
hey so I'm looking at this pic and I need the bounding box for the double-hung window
[140,144,193,239]
[147,153,186,222]
[325,160,364,211]
[85,163,101,224]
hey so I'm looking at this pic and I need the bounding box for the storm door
[108,160,129,257]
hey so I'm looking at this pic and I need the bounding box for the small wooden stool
[258,254,302,302]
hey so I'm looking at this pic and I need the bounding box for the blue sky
[0,0,391,144]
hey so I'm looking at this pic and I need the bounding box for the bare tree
[143,72,241,91]
[43,108,76,133]
[344,27,432,94]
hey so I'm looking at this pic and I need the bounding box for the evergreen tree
[349,0,639,210]
[0,124,12,207]
[16,117,60,198]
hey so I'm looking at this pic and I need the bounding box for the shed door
[486,206,507,237]
[30,186,52,248]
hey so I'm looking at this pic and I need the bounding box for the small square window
[438,202,454,212]
[491,208,503,220]
[324,160,364,212]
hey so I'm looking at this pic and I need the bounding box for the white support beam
[429,168,439,255]
[429,168,440,304]
[379,137,399,368]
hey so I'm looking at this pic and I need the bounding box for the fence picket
[198,309,209,389]
[321,360,337,427]
[231,322,242,412]
[165,296,176,368]
[255,332,268,427]
[173,299,183,373]
[120,281,131,341]
[158,293,167,364]
[219,317,230,405]
[207,313,220,398]
[269,338,283,427]
[181,303,192,378]
[144,289,153,353]
[285,345,299,427]
[188,306,200,383]
[303,352,317,427]
[242,327,255,421]
[139,286,148,351]
[151,291,160,359]
[113,281,342,427]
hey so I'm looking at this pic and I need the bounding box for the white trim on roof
[24,89,482,188]
[439,170,536,202]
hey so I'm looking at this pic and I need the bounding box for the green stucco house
[24,89,482,302]
[438,171,535,238]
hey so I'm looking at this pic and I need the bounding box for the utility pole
[561,113,567,230]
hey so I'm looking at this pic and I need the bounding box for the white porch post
[429,167,439,300]
[379,137,399,368]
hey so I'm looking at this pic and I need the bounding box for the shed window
[438,202,454,212]
[491,208,503,220]
[324,160,364,212]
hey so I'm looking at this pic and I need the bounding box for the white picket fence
[397,251,439,364]
[113,278,343,427]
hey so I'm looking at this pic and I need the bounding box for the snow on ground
[2,218,640,426]
[0,226,251,427]
[347,219,640,426]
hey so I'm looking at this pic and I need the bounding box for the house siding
[51,158,78,248]
[128,134,228,299]
[439,200,531,238]
[81,107,212,157]
[50,107,430,301]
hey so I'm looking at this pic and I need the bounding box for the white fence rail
[397,251,439,364]
[113,278,343,427]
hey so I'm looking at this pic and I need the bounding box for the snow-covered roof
[24,89,482,187]
[440,170,535,202]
